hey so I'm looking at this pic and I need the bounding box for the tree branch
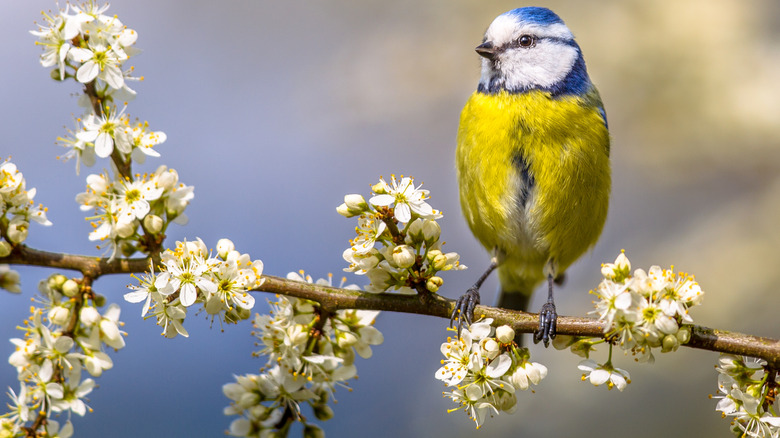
[3,245,778,368]
[0,244,150,278]
[253,275,780,368]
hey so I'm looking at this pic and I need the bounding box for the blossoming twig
[3,245,779,367]
[250,275,780,368]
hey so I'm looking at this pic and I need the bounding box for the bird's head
[476,7,590,96]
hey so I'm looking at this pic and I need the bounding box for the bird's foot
[533,301,557,347]
[450,287,481,336]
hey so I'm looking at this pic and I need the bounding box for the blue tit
[450,7,610,346]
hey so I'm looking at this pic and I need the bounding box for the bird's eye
[518,35,535,47]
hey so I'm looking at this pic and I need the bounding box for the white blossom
[436,322,546,428]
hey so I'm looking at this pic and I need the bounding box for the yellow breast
[456,89,610,278]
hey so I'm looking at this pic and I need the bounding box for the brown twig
[253,275,780,368]
[0,244,150,278]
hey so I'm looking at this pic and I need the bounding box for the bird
[450,7,610,346]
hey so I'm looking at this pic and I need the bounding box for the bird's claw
[450,287,480,336]
[533,301,557,347]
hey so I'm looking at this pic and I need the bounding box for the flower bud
[0,241,11,257]
[426,276,443,293]
[614,251,630,271]
[303,425,325,438]
[496,325,515,344]
[115,220,136,238]
[0,269,21,293]
[676,326,691,344]
[313,403,334,421]
[48,274,67,292]
[432,254,448,271]
[93,294,107,308]
[568,338,596,358]
[235,306,251,321]
[80,306,101,326]
[50,68,65,81]
[392,245,416,269]
[287,324,309,347]
[344,194,368,212]
[337,194,369,218]
[407,219,424,243]
[62,279,80,298]
[483,339,499,359]
[661,334,679,352]
[601,251,631,281]
[422,219,441,244]
[371,182,388,195]
[48,306,70,326]
[337,332,358,348]
[217,238,235,260]
[336,203,350,217]
[143,214,163,234]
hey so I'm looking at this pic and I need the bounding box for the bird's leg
[533,272,558,347]
[450,257,498,336]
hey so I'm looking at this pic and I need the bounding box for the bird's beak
[475,41,497,60]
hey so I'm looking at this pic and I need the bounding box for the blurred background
[3,0,780,436]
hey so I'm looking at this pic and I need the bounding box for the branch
[253,275,780,368]
[4,244,777,367]
[0,244,150,278]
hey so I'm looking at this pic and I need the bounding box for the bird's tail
[496,272,566,311]
[495,262,543,312]
[496,291,530,312]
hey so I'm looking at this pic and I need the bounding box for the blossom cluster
[0,160,52,294]
[596,251,702,357]
[435,319,547,429]
[713,355,780,438]
[32,1,191,259]
[58,108,168,174]
[552,252,704,391]
[76,166,194,258]
[125,238,263,337]
[224,272,383,437]
[338,175,465,294]
[0,160,52,248]
[32,0,145,172]
[1,274,125,437]
[31,1,139,94]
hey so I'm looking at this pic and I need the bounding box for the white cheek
[501,44,578,89]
